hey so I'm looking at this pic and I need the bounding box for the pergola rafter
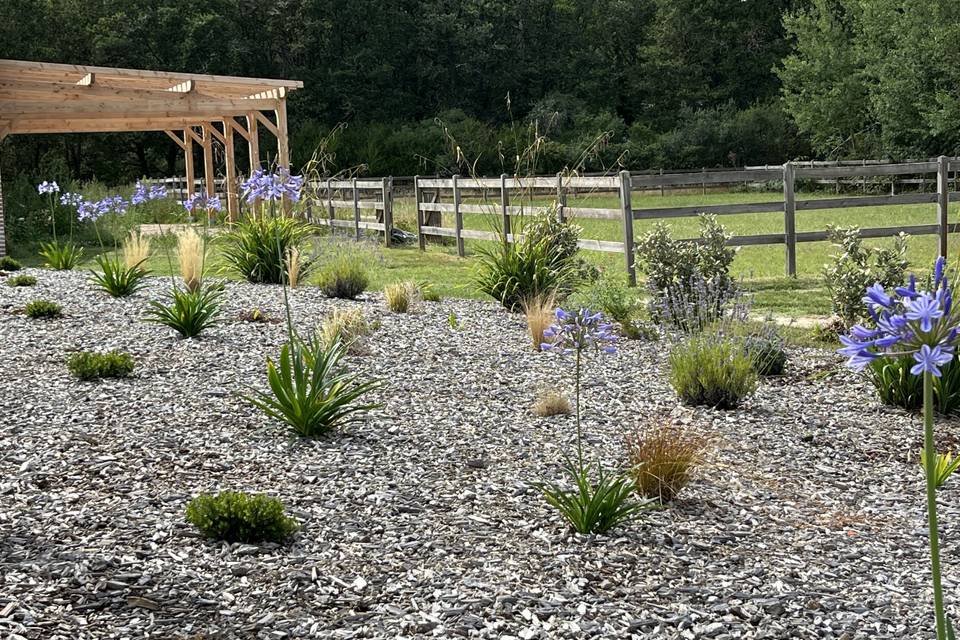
[0,59,303,230]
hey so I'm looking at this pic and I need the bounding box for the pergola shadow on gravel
[0,58,303,255]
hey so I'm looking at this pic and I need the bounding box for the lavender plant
[537,308,648,533]
[839,256,958,640]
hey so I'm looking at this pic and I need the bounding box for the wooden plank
[619,171,636,285]
[419,202,457,213]
[795,161,937,178]
[323,179,382,189]
[577,238,626,253]
[630,168,781,188]
[222,119,238,221]
[163,129,186,150]
[245,113,259,173]
[357,220,385,231]
[783,162,796,277]
[633,201,783,219]
[460,228,500,241]
[382,176,393,248]
[562,207,621,220]
[275,98,289,170]
[796,193,938,210]
[353,178,361,242]
[563,175,620,189]
[183,129,195,199]
[418,178,454,188]
[420,225,457,238]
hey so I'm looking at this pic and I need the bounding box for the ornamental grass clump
[122,230,151,269]
[320,308,372,354]
[537,308,649,534]
[67,350,135,381]
[625,421,712,503]
[743,333,788,376]
[222,216,313,285]
[176,228,206,292]
[24,299,62,319]
[7,274,37,287]
[384,281,417,313]
[839,256,960,639]
[668,335,757,409]
[90,254,148,297]
[315,252,370,299]
[186,491,298,544]
[532,389,571,417]
[521,292,555,351]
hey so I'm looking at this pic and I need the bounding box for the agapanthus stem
[924,370,948,640]
[575,347,583,472]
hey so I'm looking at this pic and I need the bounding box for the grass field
[9,188,956,320]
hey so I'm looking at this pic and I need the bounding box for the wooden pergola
[0,59,303,252]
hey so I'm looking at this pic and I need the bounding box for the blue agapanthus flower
[182,193,222,213]
[839,256,959,377]
[541,308,617,355]
[37,181,60,194]
[241,168,303,204]
[59,192,84,208]
[132,181,169,205]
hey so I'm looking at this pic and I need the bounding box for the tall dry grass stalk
[177,228,206,292]
[286,246,301,288]
[625,420,713,503]
[521,292,555,351]
[122,231,151,269]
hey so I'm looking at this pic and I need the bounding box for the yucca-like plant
[90,254,148,297]
[40,240,84,270]
[122,230,151,269]
[145,284,224,338]
[221,216,313,284]
[247,334,380,437]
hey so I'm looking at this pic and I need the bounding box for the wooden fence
[302,157,960,284]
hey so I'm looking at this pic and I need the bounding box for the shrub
[247,334,381,437]
[221,216,313,284]
[316,253,370,299]
[177,228,206,292]
[7,274,37,287]
[625,421,712,503]
[743,333,787,376]
[67,350,135,381]
[122,230,151,269]
[384,281,416,313]
[185,491,298,544]
[320,308,372,354]
[39,240,84,270]
[824,226,908,327]
[24,299,62,319]
[475,210,585,310]
[89,254,148,297]
[866,356,960,416]
[636,215,738,329]
[580,276,656,339]
[0,256,22,271]
[521,293,555,351]
[532,389,571,416]
[668,336,757,409]
[145,285,223,338]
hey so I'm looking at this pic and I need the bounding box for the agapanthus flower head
[241,168,303,204]
[76,199,99,222]
[148,184,167,200]
[540,307,617,355]
[182,192,222,213]
[59,192,84,208]
[131,181,148,205]
[38,181,60,194]
[840,256,960,377]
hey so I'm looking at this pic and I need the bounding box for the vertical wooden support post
[275,99,290,170]
[619,170,636,287]
[245,113,260,173]
[500,173,511,243]
[783,161,797,277]
[938,155,950,258]
[452,175,465,257]
[701,167,706,195]
[352,178,361,242]
[326,178,334,229]
[382,177,393,248]
[223,120,238,222]
[556,172,566,222]
[184,128,195,199]
[414,175,425,251]
[659,168,664,197]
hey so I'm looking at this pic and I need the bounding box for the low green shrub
[145,285,224,338]
[67,350,135,381]
[89,254,148,297]
[39,240,84,270]
[0,256,22,271]
[743,334,787,376]
[668,336,757,409]
[7,274,37,287]
[867,356,960,416]
[221,216,313,284]
[185,491,298,543]
[315,253,370,299]
[247,334,381,437]
[24,300,62,319]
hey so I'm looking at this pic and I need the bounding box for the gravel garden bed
[1,268,958,639]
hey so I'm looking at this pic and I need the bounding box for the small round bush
[25,300,62,319]
[668,336,757,409]
[67,351,135,381]
[316,254,369,299]
[743,335,787,376]
[7,274,37,287]
[0,256,22,271]
[186,491,298,543]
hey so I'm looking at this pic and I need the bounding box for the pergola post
[245,112,260,173]
[200,123,215,202]
[184,129,195,200]
[222,119,239,221]
[275,98,290,170]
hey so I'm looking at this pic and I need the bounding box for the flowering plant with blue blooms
[537,308,646,534]
[241,168,303,205]
[840,255,958,640]
[182,192,222,216]
[131,181,168,205]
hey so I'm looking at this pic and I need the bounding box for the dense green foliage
[221,217,314,285]
[40,241,84,271]
[867,357,960,416]
[539,460,648,534]
[67,350,135,381]
[89,254,149,297]
[668,336,758,409]
[145,285,224,338]
[24,299,62,319]
[186,491,298,544]
[743,334,788,377]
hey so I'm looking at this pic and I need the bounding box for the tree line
[1,0,958,186]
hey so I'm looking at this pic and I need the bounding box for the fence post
[326,178,335,229]
[500,173,511,243]
[382,176,393,248]
[659,168,664,197]
[618,170,636,287]
[556,172,566,222]
[453,174,465,257]
[938,155,949,258]
[783,161,797,277]
[352,177,360,242]
[414,175,425,251]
